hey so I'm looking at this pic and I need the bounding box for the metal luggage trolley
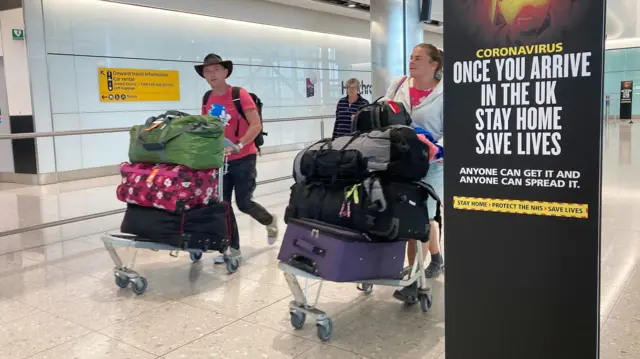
[278,244,432,341]
[101,138,239,296]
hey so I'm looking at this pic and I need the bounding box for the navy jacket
[332,95,369,138]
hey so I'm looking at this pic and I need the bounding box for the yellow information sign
[453,196,588,219]
[98,68,180,102]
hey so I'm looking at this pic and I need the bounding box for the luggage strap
[315,134,360,184]
[344,184,360,204]
[412,180,443,241]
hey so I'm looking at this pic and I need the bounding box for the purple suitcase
[278,218,406,282]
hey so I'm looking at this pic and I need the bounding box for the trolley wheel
[357,283,373,294]
[316,319,333,342]
[114,275,129,289]
[132,277,148,295]
[289,310,306,330]
[190,252,203,262]
[226,257,239,274]
[419,292,433,313]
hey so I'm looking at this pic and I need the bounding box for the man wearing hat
[196,54,279,261]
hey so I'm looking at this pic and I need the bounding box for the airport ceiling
[607,0,640,48]
[265,0,639,48]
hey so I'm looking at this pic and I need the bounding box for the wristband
[236,142,244,150]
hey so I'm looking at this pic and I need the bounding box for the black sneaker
[393,282,418,304]
[425,261,444,279]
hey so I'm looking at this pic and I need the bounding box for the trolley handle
[217,137,237,200]
[223,138,241,154]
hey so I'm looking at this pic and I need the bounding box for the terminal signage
[620,80,633,119]
[98,68,180,102]
[341,80,372,95]
[443,0,605,358]
[11,29,24,40]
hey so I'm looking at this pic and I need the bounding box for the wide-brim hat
[195,53,233,78]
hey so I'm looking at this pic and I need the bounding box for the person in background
[332,78,369,138]
[196,53,279,262]
[383,43,445,303]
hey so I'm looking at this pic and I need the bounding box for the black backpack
[352,98,412,133]
[202,87,267,151]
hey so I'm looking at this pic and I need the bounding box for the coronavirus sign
[443,0,606,358]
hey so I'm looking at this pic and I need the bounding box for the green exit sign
[12,29,24,40]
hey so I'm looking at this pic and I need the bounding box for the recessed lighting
[348,3,356,7]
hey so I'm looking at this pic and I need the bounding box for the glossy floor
[0,122,639,358]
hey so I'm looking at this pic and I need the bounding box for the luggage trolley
[278,244,432,342]
[101,138,239,295]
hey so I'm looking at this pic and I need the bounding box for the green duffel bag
[128,110,225,169]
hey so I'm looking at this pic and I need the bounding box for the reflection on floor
[0,122,639,358]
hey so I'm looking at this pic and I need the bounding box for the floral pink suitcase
[277,218,406,282]
[116,162,219,212]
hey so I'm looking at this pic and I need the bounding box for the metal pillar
[370,0,423,98]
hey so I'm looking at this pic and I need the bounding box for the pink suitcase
[116,162,219,212]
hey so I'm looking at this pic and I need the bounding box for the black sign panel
[443,1,605,358]
[620,80,633,120]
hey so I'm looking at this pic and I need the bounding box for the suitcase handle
[294,238,326,257]
[289,255,318,275]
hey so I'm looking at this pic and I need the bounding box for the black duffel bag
[352,99,412,133]
[284,178,441,242]
[293,125,429,184]
[120,201,239,251]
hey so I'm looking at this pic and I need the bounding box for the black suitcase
[120,202,239,251]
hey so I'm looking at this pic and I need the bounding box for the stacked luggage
[116,110,239,253]
[278,100,442,282]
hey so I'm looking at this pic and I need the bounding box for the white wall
[423,31,443,49]
[0,9,32,116]
[0,58,14,172]
[41,0,372,173]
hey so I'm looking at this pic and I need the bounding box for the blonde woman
[384,43,445,303]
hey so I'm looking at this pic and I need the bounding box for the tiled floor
[0,122,639,358]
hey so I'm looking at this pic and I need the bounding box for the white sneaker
[266,215,279,245]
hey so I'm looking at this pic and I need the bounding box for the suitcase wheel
[190,252,203,262]
[356,283,373,294]
[316,318,333,342]
[132,277,148,295]
[419,291,433,313]
[226,257,240,274]
[289,310,306,330]
[114,275,129,289]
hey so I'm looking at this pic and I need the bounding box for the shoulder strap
[202,90,212,108]
[231,87,246,120]
[393,76,408,97]
[231,86,247,138]
[413,180,443,242]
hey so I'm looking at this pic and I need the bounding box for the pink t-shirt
[202,86,258,161]
[409,86,434,110]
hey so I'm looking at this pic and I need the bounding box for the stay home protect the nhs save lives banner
[443,1,606,358]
